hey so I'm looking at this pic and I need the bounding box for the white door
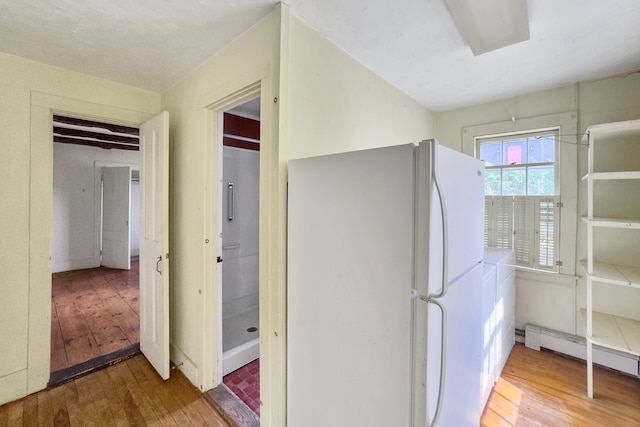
[139,111,170,380]
[101,166,131,270]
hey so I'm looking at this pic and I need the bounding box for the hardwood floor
[481,343,640,426]
[3,338,639,425]
[51,263,140,372]
[0,355,230,427]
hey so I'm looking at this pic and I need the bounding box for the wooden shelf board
[586,119,640,141]
[581,216,640,229]
[580,260,630,286]
[580,309,640,356]
[617,265,640,287]
[580,260,640,288]
[583,171,640,181]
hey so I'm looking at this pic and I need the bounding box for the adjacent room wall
[0,51,159,405]
[434,71,640,337]
[52,143,140,273]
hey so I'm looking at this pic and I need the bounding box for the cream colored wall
[0,52,159,405]
[159,7,283,426]
[434,71,640,337]
[435,84,578,152]
[160,5,433,426]
[281,13,434,159]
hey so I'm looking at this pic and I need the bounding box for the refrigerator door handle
[427,142,449,300]
[413,293,447,427]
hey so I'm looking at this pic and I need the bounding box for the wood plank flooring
[0,355,230,427]
[51,263,140,372]
[3,338,640,425]
[481,343,640,426]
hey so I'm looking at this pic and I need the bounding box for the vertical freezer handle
[428,142,449,300]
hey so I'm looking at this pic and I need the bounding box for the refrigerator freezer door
[413,140,485,426]
[431,144,485,288]
[288,144,417,427]
[424,263,484,427]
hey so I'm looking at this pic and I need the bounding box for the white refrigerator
[287,139,486,427]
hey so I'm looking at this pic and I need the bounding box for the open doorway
[49,116,141,385]
[219,97,261,417]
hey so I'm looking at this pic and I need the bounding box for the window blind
[484,195,560,271]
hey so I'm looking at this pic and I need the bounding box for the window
[478,130,557,196]
[478,130,560,272]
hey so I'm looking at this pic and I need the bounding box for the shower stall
[221,110,260,376]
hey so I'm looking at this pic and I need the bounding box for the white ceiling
[2,0,640,112]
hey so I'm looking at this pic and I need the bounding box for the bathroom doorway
[219,97,261,415]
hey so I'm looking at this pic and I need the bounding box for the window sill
[516,268,578,287]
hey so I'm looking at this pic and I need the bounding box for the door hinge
[556,260,563,267]
[556,202,563,208]
[217,256,223,263]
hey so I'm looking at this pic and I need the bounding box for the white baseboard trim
[52,258,100,273]
[524,324,639,377]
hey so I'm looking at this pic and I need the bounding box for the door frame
[201,70,285,426]
[202,82,262,389]
[219,96,262,377]
[29,91,154,394]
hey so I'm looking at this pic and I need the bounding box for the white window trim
[463,112,578,276]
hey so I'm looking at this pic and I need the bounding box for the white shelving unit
[582,119,640,398]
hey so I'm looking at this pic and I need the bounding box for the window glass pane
[502,168,526,195]
[479,142,503,166]
[503,138,526,165]
[484,169,501,195]
[528,135,555,163]
[527,166,555,195]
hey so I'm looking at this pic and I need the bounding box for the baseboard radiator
[524,324,640,377]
